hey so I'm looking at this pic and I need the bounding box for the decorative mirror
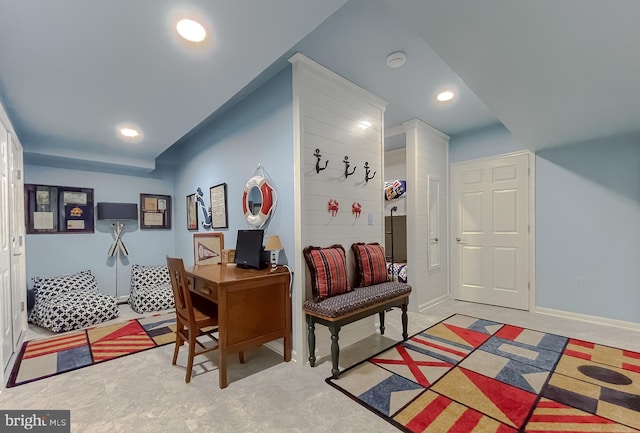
[242,174,276,228]
[428,176,441,269]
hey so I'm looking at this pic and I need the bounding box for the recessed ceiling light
[118,125,142,142]
[177,18,206,42]
[120,128,139,138]
[386,51,406,68]
[358,120,372,129]
[436,91,455,102]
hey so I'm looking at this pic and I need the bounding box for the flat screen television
[234,229,267,269]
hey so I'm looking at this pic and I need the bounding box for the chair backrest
[166,256,195,327]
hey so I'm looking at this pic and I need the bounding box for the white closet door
[451,153,530,310]
[0,119,12,370]
[9,132,25,351]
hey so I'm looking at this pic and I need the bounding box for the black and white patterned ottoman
[128,264,175,313]
[28,270,119,333]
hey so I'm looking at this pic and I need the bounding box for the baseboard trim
[536,307,640,331]
[419,294,450,313]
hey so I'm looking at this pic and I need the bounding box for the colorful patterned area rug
[327,314,640,432]
[7,312,176,388]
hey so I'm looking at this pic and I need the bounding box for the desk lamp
[97,202,138,297]
[264,235,283,271]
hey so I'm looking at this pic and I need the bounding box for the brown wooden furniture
[185,263,292,388]
[166,257,220,383]
[303,282,411,379]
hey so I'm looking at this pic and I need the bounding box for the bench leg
[307,316,316,367]
[401,302,408,340]
[379,310,386,335]
[329,324,341,379]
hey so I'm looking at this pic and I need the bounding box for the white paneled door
[451,153,530,310]
[9,132,25,359]
[0,119,11,369]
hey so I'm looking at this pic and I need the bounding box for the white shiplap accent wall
[404,119,450,311]
[290,53,387,362]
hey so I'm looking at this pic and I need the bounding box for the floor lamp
[97,202,138,300]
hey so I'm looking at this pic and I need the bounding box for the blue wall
[450,125,640,323]
[23,66,295,300]
[24,165,174,297]
[172,67,294,269]
[536,135,640,322]
[449,124,527,163]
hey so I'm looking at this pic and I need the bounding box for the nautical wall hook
[343,156,356,177]
[314,149,328,173]
[364,162,376,182]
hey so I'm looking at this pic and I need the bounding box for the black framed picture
[140,193,171,229]
[186,193,198,230]
[209,183,228,229]
[25,184,94,234]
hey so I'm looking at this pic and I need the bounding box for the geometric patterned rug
[327,314,640,432]
[6,312,176,388]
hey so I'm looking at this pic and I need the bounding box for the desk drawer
[193,278,217,302]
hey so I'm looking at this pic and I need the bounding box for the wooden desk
[185,264,292,388]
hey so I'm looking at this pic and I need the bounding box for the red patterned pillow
[303,245,351,301]
[351,243,388,287]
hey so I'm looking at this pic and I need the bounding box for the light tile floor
[1,300,638,433]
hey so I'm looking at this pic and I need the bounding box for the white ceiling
[1,0,638,175]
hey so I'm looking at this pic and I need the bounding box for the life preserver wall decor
[242,174,276,228]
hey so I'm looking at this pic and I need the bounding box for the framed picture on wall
[193,233,224,265]
[25,184,94,234]
[186,193,198,230]
[140,193,171,229]
[210,183,228,229]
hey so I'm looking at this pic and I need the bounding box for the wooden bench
[303,281,411,379]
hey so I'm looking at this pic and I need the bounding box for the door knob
[456,237,466,243]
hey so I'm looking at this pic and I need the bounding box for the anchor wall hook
[364,162,376,182]
[314,149,328,173]
[343,156,356,177]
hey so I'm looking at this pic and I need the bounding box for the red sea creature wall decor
[351,202,362,218]
[327,199,339,217]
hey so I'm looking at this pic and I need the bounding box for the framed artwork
[209,183,228,229]
[186,193,198,230]
[140,193,171,229]
[25,184,94,234]
[193,233,224,265]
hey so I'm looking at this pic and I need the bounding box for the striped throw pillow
[351,243,388,287]
[303,245,351,301]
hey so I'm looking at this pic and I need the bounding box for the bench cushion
[303,245,351,301]
[351,242,388,287]
[303,281,411,318]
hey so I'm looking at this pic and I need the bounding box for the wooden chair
[166,256,221,383]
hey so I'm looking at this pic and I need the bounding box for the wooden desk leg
[284,333,292,362]
[219,348,228,389]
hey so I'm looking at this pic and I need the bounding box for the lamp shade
[265,235,283,251]
[97,202,138,221]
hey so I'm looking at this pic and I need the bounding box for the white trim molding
[536,307,640,331]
